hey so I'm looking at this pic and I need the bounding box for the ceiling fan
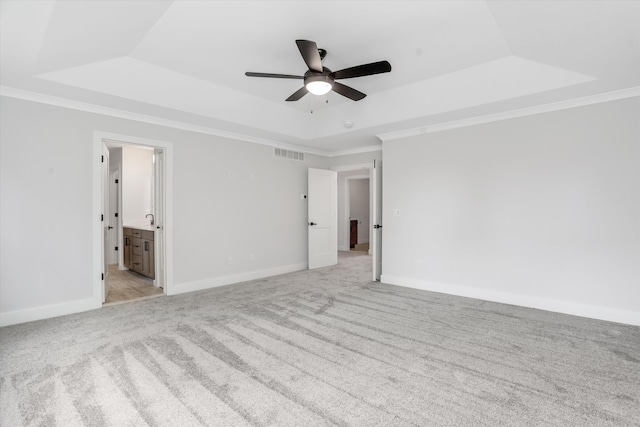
[245,39,392,102]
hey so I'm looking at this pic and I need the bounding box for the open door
[108,169,119,265]
[372,159,383,281]
[102,144,111,302]
[153,148,165,289]
[308,168,337,269]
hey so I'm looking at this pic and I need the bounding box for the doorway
[105,142,162,304]
[347,177,370,254]
[93,131,173,308]
[332,160,383,281]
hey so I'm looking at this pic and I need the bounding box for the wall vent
[274,148,305,161]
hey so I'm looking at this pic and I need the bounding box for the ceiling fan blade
[245,72,303,79]
[331,61,392,80]
[332,82,366,101]
[296,39,323,73]
[286,86,309,101]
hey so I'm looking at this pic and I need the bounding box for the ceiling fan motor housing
[304,68,335,88]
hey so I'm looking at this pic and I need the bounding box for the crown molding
[6,84,633,156]
[331,162,372,172]
[325,144,382,157]
[377,86,640,142]
[0,85,332,157]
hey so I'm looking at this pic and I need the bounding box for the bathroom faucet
[146,214,155,225]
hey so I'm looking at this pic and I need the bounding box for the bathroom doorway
[94,131,173,307]
[104,142,162,304]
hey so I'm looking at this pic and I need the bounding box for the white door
[154,148,165,289]
[372,159,383,281]
[308,168,337,269]
[102,144,110,302]
[108,170,119,265]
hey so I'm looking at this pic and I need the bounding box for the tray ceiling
[1,1,638,154]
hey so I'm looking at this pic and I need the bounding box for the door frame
[108,168,119,265]
[332,162,382,278]
[92,131,174,307]
[102,144,111,303]
[333,162,373,252]
[344,175,370,252]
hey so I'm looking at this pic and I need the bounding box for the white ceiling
[1,1,639,155]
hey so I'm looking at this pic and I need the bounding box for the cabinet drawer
[141,230,154,240]
[131,229,142,237]
[123,227,133,237]
[132,254,143,272]
[132,238,142,255]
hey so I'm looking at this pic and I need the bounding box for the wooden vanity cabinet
[123,227,133,269]
[123,227,155,279]
[140,230,155,279]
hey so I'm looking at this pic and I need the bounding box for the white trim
[333,163,374,253]
[93,131,174,307]
[380,274,640,326]
[0,298,97,327]
[4,85,638,155]
[0,86,329,157]
[93,135,104,309]
[331,162,372,172]
[377,86,640,142]
[169,262,308,295]
[344,174,370,180]
[325,145,382,157]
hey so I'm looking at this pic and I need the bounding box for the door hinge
[101,155,104,163]
[373,224,382,229]
[101,273,104,280]
[101,214,104,222]
[115,246,118,251]
[115,213,118,217]
[115,179,118,184]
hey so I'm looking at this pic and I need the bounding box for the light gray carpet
[1,252,639,426]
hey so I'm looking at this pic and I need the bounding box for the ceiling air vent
[274,148,305,161]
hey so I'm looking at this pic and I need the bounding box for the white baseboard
[0,297,99,327]
[169,262,308,296]
[338,245,350,251]
[380,274,640,326]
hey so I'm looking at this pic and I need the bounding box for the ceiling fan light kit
[245,39,391,102]
[305,75,333,95]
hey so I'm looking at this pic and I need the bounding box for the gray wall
[2,94,638,326]
[0,96,329,323]
[382,97,640,323]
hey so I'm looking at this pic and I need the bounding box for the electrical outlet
[227,256,233,265]
[394,209,401,217]
[227,172,233,180]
